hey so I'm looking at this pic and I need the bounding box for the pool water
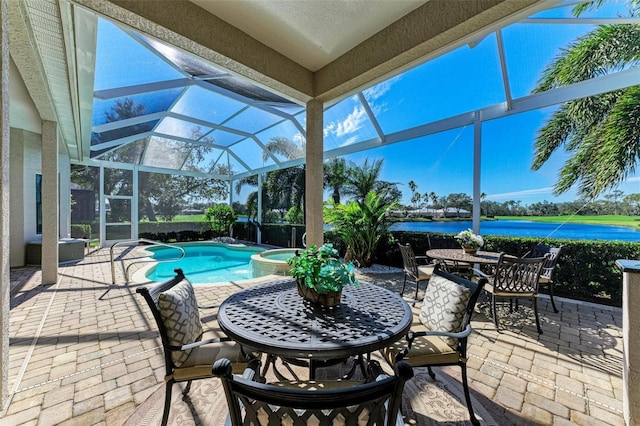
[262,251,297,261]
[145,243,264,284]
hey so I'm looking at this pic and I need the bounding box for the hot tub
[251,248,299,277]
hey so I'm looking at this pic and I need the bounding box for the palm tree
[324,157,349,204]
[343,158,400,205]
[531,0,640,199]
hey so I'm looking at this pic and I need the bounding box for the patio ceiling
[8,0,640,182]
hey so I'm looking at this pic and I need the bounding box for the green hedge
[70,224,92,239]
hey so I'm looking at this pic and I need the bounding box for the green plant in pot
[287,244,358,307]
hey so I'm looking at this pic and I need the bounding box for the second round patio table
[426,248,503,265]
[217,278,412,378]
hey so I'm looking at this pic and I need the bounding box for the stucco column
[41,121,58,283]
[617,259,640,426]
[0,0,9,408]
[305,98,323,247]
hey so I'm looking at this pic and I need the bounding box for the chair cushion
[416,264,435,280]
[419,274,471,347]
[158,278,203,367]
[381,320,460,366]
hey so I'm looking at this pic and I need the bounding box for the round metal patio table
[217,278,412,377]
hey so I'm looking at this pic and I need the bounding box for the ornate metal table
[217,278,412,379]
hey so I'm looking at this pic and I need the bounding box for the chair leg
[491,295,500,332]
[162,381,173,426]
[413,280,420,303]
[548,283,559,313]
[427,366,436,380]
[461,363,480,426]
[400,274,408,296]
[182,379,192,397]
[533,298,543,334]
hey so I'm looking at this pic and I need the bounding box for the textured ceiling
[190,0,429,71]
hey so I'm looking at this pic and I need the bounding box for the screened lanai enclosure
[29,0,640,246]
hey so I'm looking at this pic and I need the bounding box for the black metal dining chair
[136,268,260,425]
[213,357,413,426]
[398,242,436,302]
[525,244,563,313]
[478,253,548,334]
[381,266,487,425]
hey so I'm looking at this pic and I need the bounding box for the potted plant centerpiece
[455,229,484,255]
[287,244,358,307]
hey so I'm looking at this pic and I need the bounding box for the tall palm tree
[324,157,349,204]
[264,136,306,218]
[531,0,640,199]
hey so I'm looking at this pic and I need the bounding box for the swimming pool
[144,242,265,284]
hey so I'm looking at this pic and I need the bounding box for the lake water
[389,220,640,242]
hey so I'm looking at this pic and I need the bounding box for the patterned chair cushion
[158,278,203,367]
[419,274,471,347]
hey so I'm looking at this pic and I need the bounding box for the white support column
[257,174,262,244]
[99,166,105,247]
[132,166,138,239]
[617,259,640,426]
[472,111,482,234]
[305,98,324,247]
[41,121,59,284]
[0,0,10,408]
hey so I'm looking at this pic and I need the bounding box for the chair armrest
[406,324,473,347]
[472,267,491,279]
[171,336,233,352]
[415,255,430,264]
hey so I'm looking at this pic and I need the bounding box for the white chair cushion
[419,274,471,347]
[158,278,203,367]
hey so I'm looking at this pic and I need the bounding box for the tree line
[405,183,640,217]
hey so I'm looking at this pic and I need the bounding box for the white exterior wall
[9,128,41,267]
[9,55,45,267]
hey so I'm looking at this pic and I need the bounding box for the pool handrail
[110,238,185,284]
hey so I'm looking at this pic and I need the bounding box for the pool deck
[1,247,624,425]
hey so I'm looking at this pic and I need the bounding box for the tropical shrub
[204,205,237,237]
[323,191,396,267]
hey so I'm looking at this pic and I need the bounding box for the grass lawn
[495,215,640,228]
[172,214,206,222]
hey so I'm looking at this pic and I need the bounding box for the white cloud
[324,105,367,140]
[363,75,402,101]
[487,187,555,200]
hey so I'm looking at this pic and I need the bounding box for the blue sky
[94,1,640,207]
[322,2,640,206]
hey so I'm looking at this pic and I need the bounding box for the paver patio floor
[0,247,623,425]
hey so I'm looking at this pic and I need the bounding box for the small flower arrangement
[455,229,484,249]
[288,244,358,295]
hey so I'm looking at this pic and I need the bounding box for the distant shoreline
[390,214,639,229]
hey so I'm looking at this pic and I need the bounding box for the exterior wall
[9,128,41,267]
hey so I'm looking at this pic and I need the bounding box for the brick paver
[0,247,624,425]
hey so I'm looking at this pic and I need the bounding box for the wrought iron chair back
[397,242,435,302]
[527,244,563,312]
[213,357,413,426]
[485,254,548,334]
[492,255,546,294]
